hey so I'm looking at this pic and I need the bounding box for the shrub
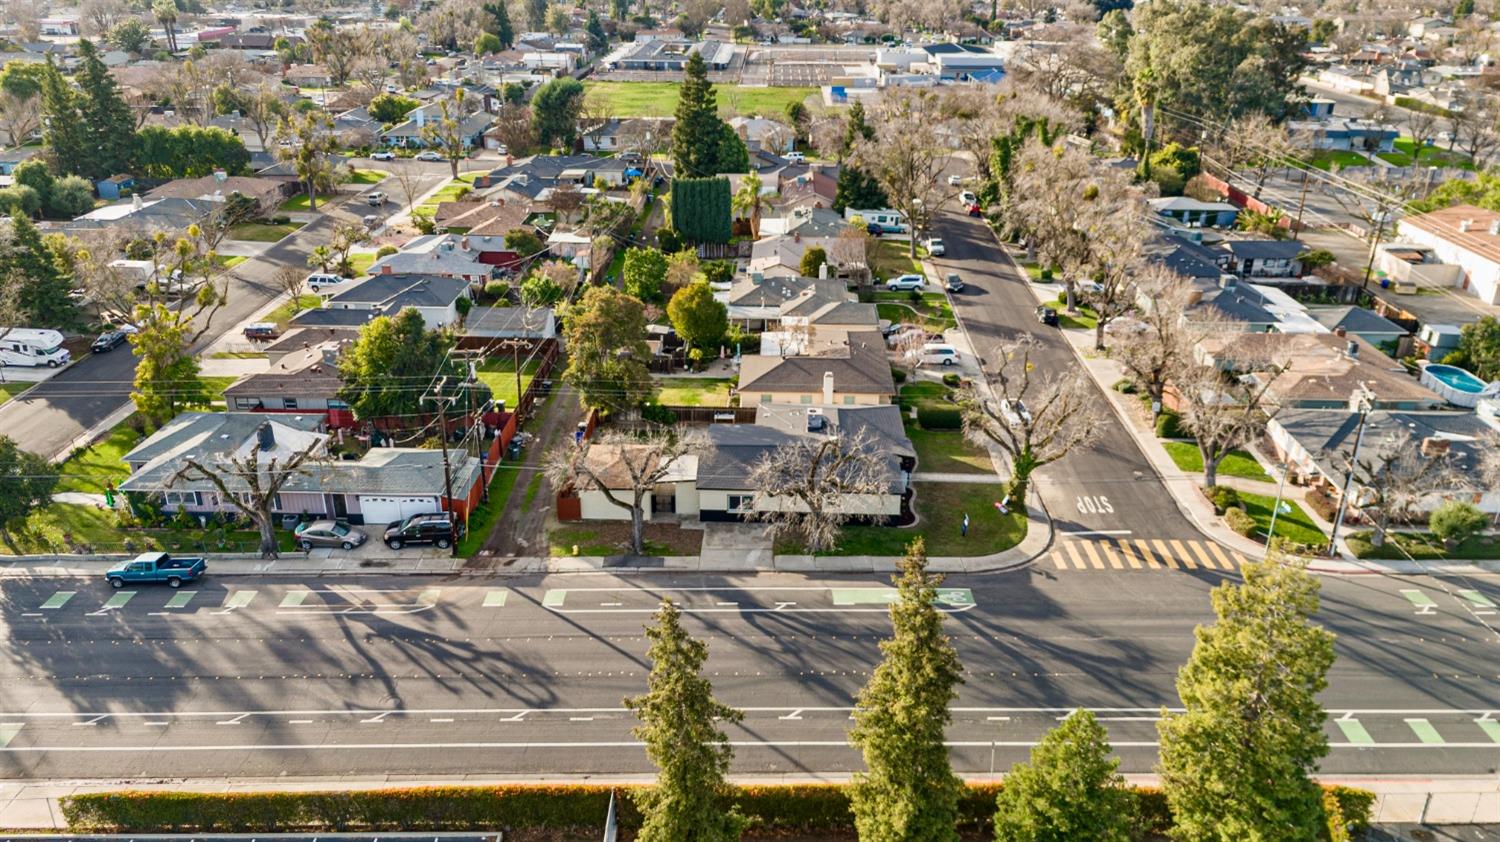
[1206,485,1241,514]
[1154,409,1186,438]
[655,227,681,253]
[1039,266,1053,281]
[1327,785,1375,838]
[1113,378,1137,394]
[638,401,677,425]
[1224,506,1257,537]
[917,403,963,430]
[375,244,398,258]
[1430,500,1487,546]
[941,372,961,387]
[272,215,291,225]
[484,281,511,302]
[890,367,907,384]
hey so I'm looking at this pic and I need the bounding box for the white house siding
[579,489,643,521]
[1395,221,1500,304]
[674,481,700,516]
[697,488,899,517]
[739,390,889,406]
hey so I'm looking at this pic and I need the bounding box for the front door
[331,494,348,520]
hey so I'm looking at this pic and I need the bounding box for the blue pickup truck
[105,552,206,589]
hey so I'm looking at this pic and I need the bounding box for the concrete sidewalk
[1,772,1494,829]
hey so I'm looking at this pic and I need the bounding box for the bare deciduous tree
[1348,435,1455,548]
[1172,350,1285,488]
[274,265,307,312]
[550,181,585,226]
[1113,264,1210,422]
[545,429,705,555]
[962,336,1105,503]
[391,164,427,215]
[171,422,324,558]
[853,89,957,258]
[745,428,894,553]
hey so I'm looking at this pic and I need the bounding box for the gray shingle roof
[737,330,895,397]
[326,273,472,309]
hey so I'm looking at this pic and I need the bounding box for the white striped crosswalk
[1049,539,1248,572]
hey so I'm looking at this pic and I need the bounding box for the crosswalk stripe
[1202,543,1237,570]
[102,592,135,609]
[1167,540,1197,569]
[483,590,508,607]
[40,592,75,610]
[280,591,311,608]
[1151,539,1183,569]
[1111,539,1148,568]
[1335,718,1374,745]
[164,592,195,609]
[1098,541,1134,569]
[1066,543,1088,570]
[1079,541,1108,569]
[1051,546,1069,570]
[1183,542,1219,570]
[1133,539,1164,569]
[1406,718,1445,745]
[223,590,257,609]
[1478,720,1500,743]
[0,724,20,748]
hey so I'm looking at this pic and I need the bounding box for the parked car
[959,190,978,206]
[913,342,960,366]
[998,398,1032,428]
[295,520,368,551]
[1036,305,1059,326]
[106,552,205,589]
[383,512,462,550]
[90,328,128,353]
[362,214,380,228]
[414,150,444,162]
[866,222,884,237]
[947,174,963,186]
[784,151,806,163]
[306,272,348,292]
[966,203,982,218]
[884,274,926,291]
[1075,279,1105,294]
[370,151,396,161]
[365,191,387,206]
[885,323,925,347]
[243,322,281,341]
[924,238,946,257]
[944,273,964,293]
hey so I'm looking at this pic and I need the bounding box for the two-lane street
[0,568,1496,780]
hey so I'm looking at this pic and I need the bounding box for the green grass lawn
[1376,137,1474,170]
[0,381,31,407]
[1302,149,1370,171]
[655,377,735,407]
[905,421,992,475]
[220,255,247,268]
[1237,490,1325,549]
[347,252,377,276]
[202,376,236,406]
[549,522,703,557]
[1162,441,1273,482]
[476,356,542,409]
[209,351,267,360]
[6,497,299,555]
[418,180,473,212]
[57,423,143,494]
[279,194,337,212]
[898,381,951,408]
[583,81,817,118]
[1348,530,1500,561]
[875,292,955,330]
[226,221,303,242]
[346,168,391,185]
[1019,261,1054,283]
[806,481,1026,557]
[871,240,923,281]
[1058,305,1099,331]
[264,294,324,326]
[457,460,521,557]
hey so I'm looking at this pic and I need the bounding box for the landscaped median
[57,782,1373,838]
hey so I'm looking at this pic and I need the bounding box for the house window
[843,395,855,405]
[282,398,299,409]
[233,397,258,410]
[162,491,199,506]
[727,494,752,512]
[760,394,771,404]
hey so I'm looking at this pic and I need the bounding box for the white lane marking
[21,613,41,617]
[288,720,313,724]
[599,602,623,607]
[71,715,107,727]
[144,721,169,727]
[987,716,1011,722]
[430,718,454,723]
[360,712,391,724]
[217,713,249,725]
[569,716,595,722]
[501,711,528,722]
[778,710,804,720]
[1063,529,1133,536]
[716,602,739,607]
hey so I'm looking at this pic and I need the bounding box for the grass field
[347,168,391,185]
[801,481,1026,557]
[1162,441,1273,482]
[1303,149,1370,171]
[875,292,955,331]
[0,381,31,408]
[871,240,924,280]
[57,423,143,494]
[655,377,735,407]
[279,194,337,212]
[347,252,377,276]
[417,180,474,213]
[583,81,818,118]
[227,221,303,242]
[456,462,520,557]
[1348,530,1500,561]
[1237,490,1325,549]
[264,294,324,326]
[1377,137,1474,170]
[549,522,704,557]
[1058,305,1099,331]
[905,422,992,475]
[202,376,236,406]
[476,356,542,409]
[220,255,247,268]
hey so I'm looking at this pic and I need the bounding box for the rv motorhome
[0,329,71,367]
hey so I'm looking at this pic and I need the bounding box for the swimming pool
[1426,364,1487,392]
[1420,363,1500,408]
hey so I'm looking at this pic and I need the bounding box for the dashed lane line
[279,590,311,608]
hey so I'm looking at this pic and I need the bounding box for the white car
[997,399,1032,427]
[414,151,444,162]
[1075,279,1105,294]
[913,342,960,367]
[370,151,396,161]
[947,174,963,186]
[923,238,945,257]
[884,274,926,291]
[784,151,806,163]
[959,190,978,206]
[306,272,348,292]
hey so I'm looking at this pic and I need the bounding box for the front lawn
[418,180,473,212]
[264,294,324,326]
[805,481,1026,557]
[1376,137,1474,170]
[1347,530,1500,561]
[875,292,955,330]
[279,194,337,212]
[220,255,247,268]
[1237,490,1326,549]
[871,240,924,280]
[347,252,377,276]
[655,377,735,407]
[227,221,304,242]
[347,168,391,185]
[57,423,143,494]
[0,381,31,408]
[581,81,817,118]
[1057,305,1099,331]
[905,422,992,475]
[476,356,542,409]
[1302,149,1370,171]
[1162,441,1273,482]
[201,376,236,406]
[549,521,704,556]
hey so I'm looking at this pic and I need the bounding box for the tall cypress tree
[1157,558,1336,841]
[847,539,964,842]
[672,52,739,177]
[38,61,85,178]
[834,100,887,212]
[482,0,514,48]
[626,599,747,842]
[2,215,78,329]
[74,40,137,180]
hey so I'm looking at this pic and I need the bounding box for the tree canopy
[994,709,1136,842]
[532,76,586,149]
[671,52,744,177]
[337,308,479,421]
[666,280,727,354]
[561,285,654,414]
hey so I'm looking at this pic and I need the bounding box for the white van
[0,328,71,368]
[914,342,960,367]
[306,273,348,292]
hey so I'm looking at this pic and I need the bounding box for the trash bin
[508,440,523,460]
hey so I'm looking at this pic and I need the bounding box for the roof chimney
[822,371,834,405]
[1488,219,1500,236]
[1460,218,1475,232]
[1333,326,1346,338]
[460,236,470,250]
[256,421,275,452]
[132,194,143,210]
[1420,436,1451,457]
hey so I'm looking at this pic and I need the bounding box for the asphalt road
[0,162,449,461]
[0,567,1495,780]
[931,208,1201,541]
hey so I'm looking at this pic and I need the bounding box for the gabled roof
[1220,238,1309,260]
[1307,306,1407,336]
[1274,408,1492,483]
[737,330,895,396]
[326,273,472,310]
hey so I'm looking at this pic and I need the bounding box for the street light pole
[1328,387,1375,558]
[1265,461,1290,558]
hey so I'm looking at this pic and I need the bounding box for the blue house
[96,173,136,201]
[1149,197,1240,229]
[0,146,39,176]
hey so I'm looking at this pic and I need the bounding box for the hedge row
[60,782,1373,837]
[916,403,963,430]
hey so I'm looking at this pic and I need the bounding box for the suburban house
[320,273,475,330]
[65,195,213,236]
[462,306,557,348]
[284,64,333,87]
[95,173,137,200]
[1267,408,1498,516]
[738,330,896,406]
[722,274,857,330]
[581,117,673,153]
[433,200,532,235]
[144,174,292,214]
[0,147,39,175]
[118,412,486,525]
[1306,306,1409,350]
[563,407,911,525]
[368,235,495,284]
[1395,204,1500,305]
[1288,117,1399,152]
[605,38,738,72]
[1219,239,1308,279]
[749,234,838,278]
[1146,236,1229,284]
[1149,196,1240,229]
[223,340,349,414]
[1195,332,1445,411]
[379,106,493,149]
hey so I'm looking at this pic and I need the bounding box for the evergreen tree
[848,539,965,842]
[1157,558,1336,842]
[2,215,77,328]
[585,10,608,52]
[672,52,741,177]
[993,709,1136,842]
[531,77,585,149]
[0,435,59,553]
[611,0,629,19]
[130,302,213,427]
[526,0,548,30]
[38,61,85,178]
[73,40,137,180]
[482,0,514,48]
[626,599,747,842]
[833,101,887,212]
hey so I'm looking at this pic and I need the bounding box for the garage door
[358,496,440,526]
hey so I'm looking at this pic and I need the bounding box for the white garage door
[358,496,439,525]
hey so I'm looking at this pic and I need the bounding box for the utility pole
[1292,167,1311,243]
[497,338,529,415]
[1328,386,1375,558]
[421,375,460,557]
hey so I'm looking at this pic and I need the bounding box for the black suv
[383,513,461,550]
